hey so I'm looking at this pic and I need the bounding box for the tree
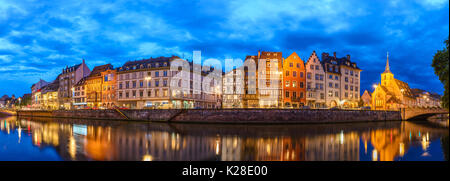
[431,37,449,109]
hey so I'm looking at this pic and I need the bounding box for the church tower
[381,52,394,87]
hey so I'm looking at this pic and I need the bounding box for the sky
[0,0,448,97]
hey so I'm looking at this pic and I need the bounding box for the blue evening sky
[0,0,448,97]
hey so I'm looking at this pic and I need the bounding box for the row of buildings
[31,51,362,110]
[222,51,362,108]
[31,56,222,110]
[360,54,442,110]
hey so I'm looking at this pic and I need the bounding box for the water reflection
[0,116,448,161]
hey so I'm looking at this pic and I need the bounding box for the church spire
[383,52,392,74]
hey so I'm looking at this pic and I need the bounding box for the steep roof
[74,77,88,86]
[394,79,414,98]
[118,56,180,72]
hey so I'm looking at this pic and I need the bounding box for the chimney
[258,50,261,59]
[346,54,350,61]
[333,52,336,58]
[82,59,85,65]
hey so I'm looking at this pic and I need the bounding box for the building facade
[283,52,306,108]
[411,89,441,108]
[337,53,361,108]
[31,79,49,109]
[321,52,342,108]
[361,90,372,107]
[305,51,326,108]
[73,77,87,109]
[58,59,91,109]
[40,81,59,110]
[101,68,117,108]
[85,64,113,108]
[116,56,221,109]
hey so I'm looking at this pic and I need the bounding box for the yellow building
[372,53,415,110]
[40,81,60,110]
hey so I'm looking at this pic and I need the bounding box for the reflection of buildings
[219,136,305,161]
[304,131,359,161]
[1,117,447,161]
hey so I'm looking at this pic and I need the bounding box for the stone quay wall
[16,109,402,124]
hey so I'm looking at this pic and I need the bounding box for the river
[0,115,448,161]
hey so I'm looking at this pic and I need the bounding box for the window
[300,82,304,88]
[163,79,168,87]
[155,89,159,97]
[286,71,289,76]
[335,91,339,97]
[163,71,168,77]
[315,65,319,70]
[140,91,143,97]
[307,73,312,79]
[345,77,348,82]
[285,91,290,98]
[132,81,136,88]
[345,85,348,90]
[350,86,353,91]
[126,92,129,98]
[329,83,333,88]
[119,83,123,89]
[285,81,290,87]
[355,86,358,91]
[310,65,314,70]
[289,63,293,67]
[297,63,300,68]
[292,81,297,88]
[335,76,338,80]
[315,74,319,80]
[140,80,144,88]
[155,71,159,77]
[155,80,159,87]
[148,81,151,87]
[126,81,129,89]
[328,91,333,97]
[319,75,323,81]
[320,93,324,99]
[293,71,297,77]
[132,90,136,97]
[119,92,122,98]
[329,75,333,79]
[335,83,339,88]
[300,72,303,78]
[147,90,151,97]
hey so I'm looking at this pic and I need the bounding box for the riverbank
[15,109,402,124]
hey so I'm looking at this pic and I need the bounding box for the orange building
[101,68,117,108]
[283,52,306,108]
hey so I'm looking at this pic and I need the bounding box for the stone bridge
[401,107,449,120]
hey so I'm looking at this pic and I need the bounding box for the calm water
[0,116,448,161]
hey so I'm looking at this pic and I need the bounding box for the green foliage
[431,37,449,109]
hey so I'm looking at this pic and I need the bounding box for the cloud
[0,0,448,96]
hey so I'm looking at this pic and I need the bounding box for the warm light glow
[399,143,405,157]
[145,77,152,81]
[372,84,378,89]
[372,149,378,161]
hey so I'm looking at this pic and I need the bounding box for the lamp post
[372,84,378,110]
